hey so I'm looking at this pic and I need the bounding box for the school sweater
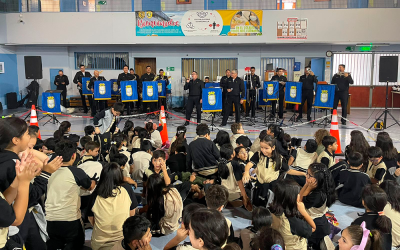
[383,157,399,181]
[250,137,261,153]
[166,153,189,173]
[230,134,246,149]
[88,183,138,250]
[150,130,163,149]
[45,166,92,222]
[142,163,172,183]
[317,149,335,169]
[187,137,220,175]
[78,155,103,196]
[250,152,289,184]
[271,213,313,250]
[337,169,371,208]
[366,160,387,184]
[0,192,16,248]
[0,150,19,192]
[384,203,400,247]
[131,151,152,180]
[352,212,392,250]
[160,188,183,235]
[292,148,318,171]
[240,226,257,250]
[221,161,242,201]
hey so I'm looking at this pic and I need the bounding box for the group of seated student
[2,106,400,250]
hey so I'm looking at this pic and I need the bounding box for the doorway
[305,57,325,83]
[134,58,157,78]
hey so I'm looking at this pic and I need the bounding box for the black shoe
[295,117,303,122]
[342,120,346,125]
[307,117,312,121]
[183,122,189,126]
[219,123,227,127]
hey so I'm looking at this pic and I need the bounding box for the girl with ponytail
[299,163,336,250]
[145,121,162,149]
[352,184,392,250]
[267,124,289,160]
[132,128,150,152]
[53,121,71,141]
[338,222,382,250]
[189,208,229,250]
[169,126,188,156]
[122,121,134,151]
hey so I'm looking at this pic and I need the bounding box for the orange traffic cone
[159,106,168,146]
[330,109,341,154]
[29,105,42,139]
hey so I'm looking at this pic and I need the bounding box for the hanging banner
[42,92,61,113]
[81,77,92,95]
[110,79,120,96]
[202,88,222,112]
[314,84,335,109]
[94,81,112,100]
[136,10,262,36]
[142,81,158,102]
[263,81,279,101]
[285,82,303,104]
[158,80,167,98]
[121,81,138,102]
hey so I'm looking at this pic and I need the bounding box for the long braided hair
[308,163,337,207]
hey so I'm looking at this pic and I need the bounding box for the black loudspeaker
[6,92,18,109]
[379,56,398,82]
[24,56,43,79]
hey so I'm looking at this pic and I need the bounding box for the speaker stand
[369,81,400,130]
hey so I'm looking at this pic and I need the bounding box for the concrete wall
[2,9,400,45]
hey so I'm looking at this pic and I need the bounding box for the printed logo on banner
[99,83,106,95]
[268,84,274,95]
[147,86,154,97]
[86,80,91,91]
[321,90,328,103]
[146,11,153,18]
[290,86,297,98]
[126,85,133,97]
[158,83,162,93]
[47,96,55,109]
[208,91,216,105]
[113,83,119,92]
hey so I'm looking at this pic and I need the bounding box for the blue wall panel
[0,54,19,109]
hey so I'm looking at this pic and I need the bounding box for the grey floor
[5,106,399,249]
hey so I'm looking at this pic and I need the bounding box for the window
[75,52,129,70]
[181,58,238,82]
[261,57,295,81]
[333,53,373,86]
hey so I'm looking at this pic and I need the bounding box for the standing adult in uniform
[298,67,318,121]
[129,68,140,110]
[118,65,134,113]
[54,69,69,107]
[73,65,92,113]
[89,70,107,117]
[331,64,353,125]
[184,71,205,126]
[154,69,170,109]
[220,69,233,112]
[270,68,287,119]
[245,66,260,118]
[140,66,156,112]
[221,69,244,126]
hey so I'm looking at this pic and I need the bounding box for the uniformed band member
[73,65,92,113]
[154,69,170,109]
[298,67,318,121]
[245,66,260,118]
[89,70,107,117]
[184,71,205,126]
[129,68,140,81]
[141,66,156,112]
[220,69,232,111]
[117,65,134,86]
[204,77,210,83]
[54,70,69,107]
[221,69,244,126]
[332,64,353,125]
[270,68,287,119]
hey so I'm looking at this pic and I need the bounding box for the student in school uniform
[53,121,71,141]
[250,130,267,154]
[213,130,231,151]
[242,135,302,207]
[314,129,330,156]
[143,150,171,186]
[45,140,97,250]
[366,146,387,184]
[380,180,400,248]
[106,134,133,178]
[317,136,338,169]
[337,152,371,208]
[122,121,134,152]
[163,203,205,250]
[352,184,392,250]
[87,162,138,250]
[240,207,272,250]
[145,122,162,149]
[376,132,399,181]
[299,163,336,250]
[270,179,316,250]
[131,140,153,181]
[145,174,183,235]
[230,123,246,150]
[78,141,102,188]
[186,124,220,179]
[287,139,318,186]
[111,215,153,250]
[205,185,235,243]
[167,145,189,174]
[169,126,189,156]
